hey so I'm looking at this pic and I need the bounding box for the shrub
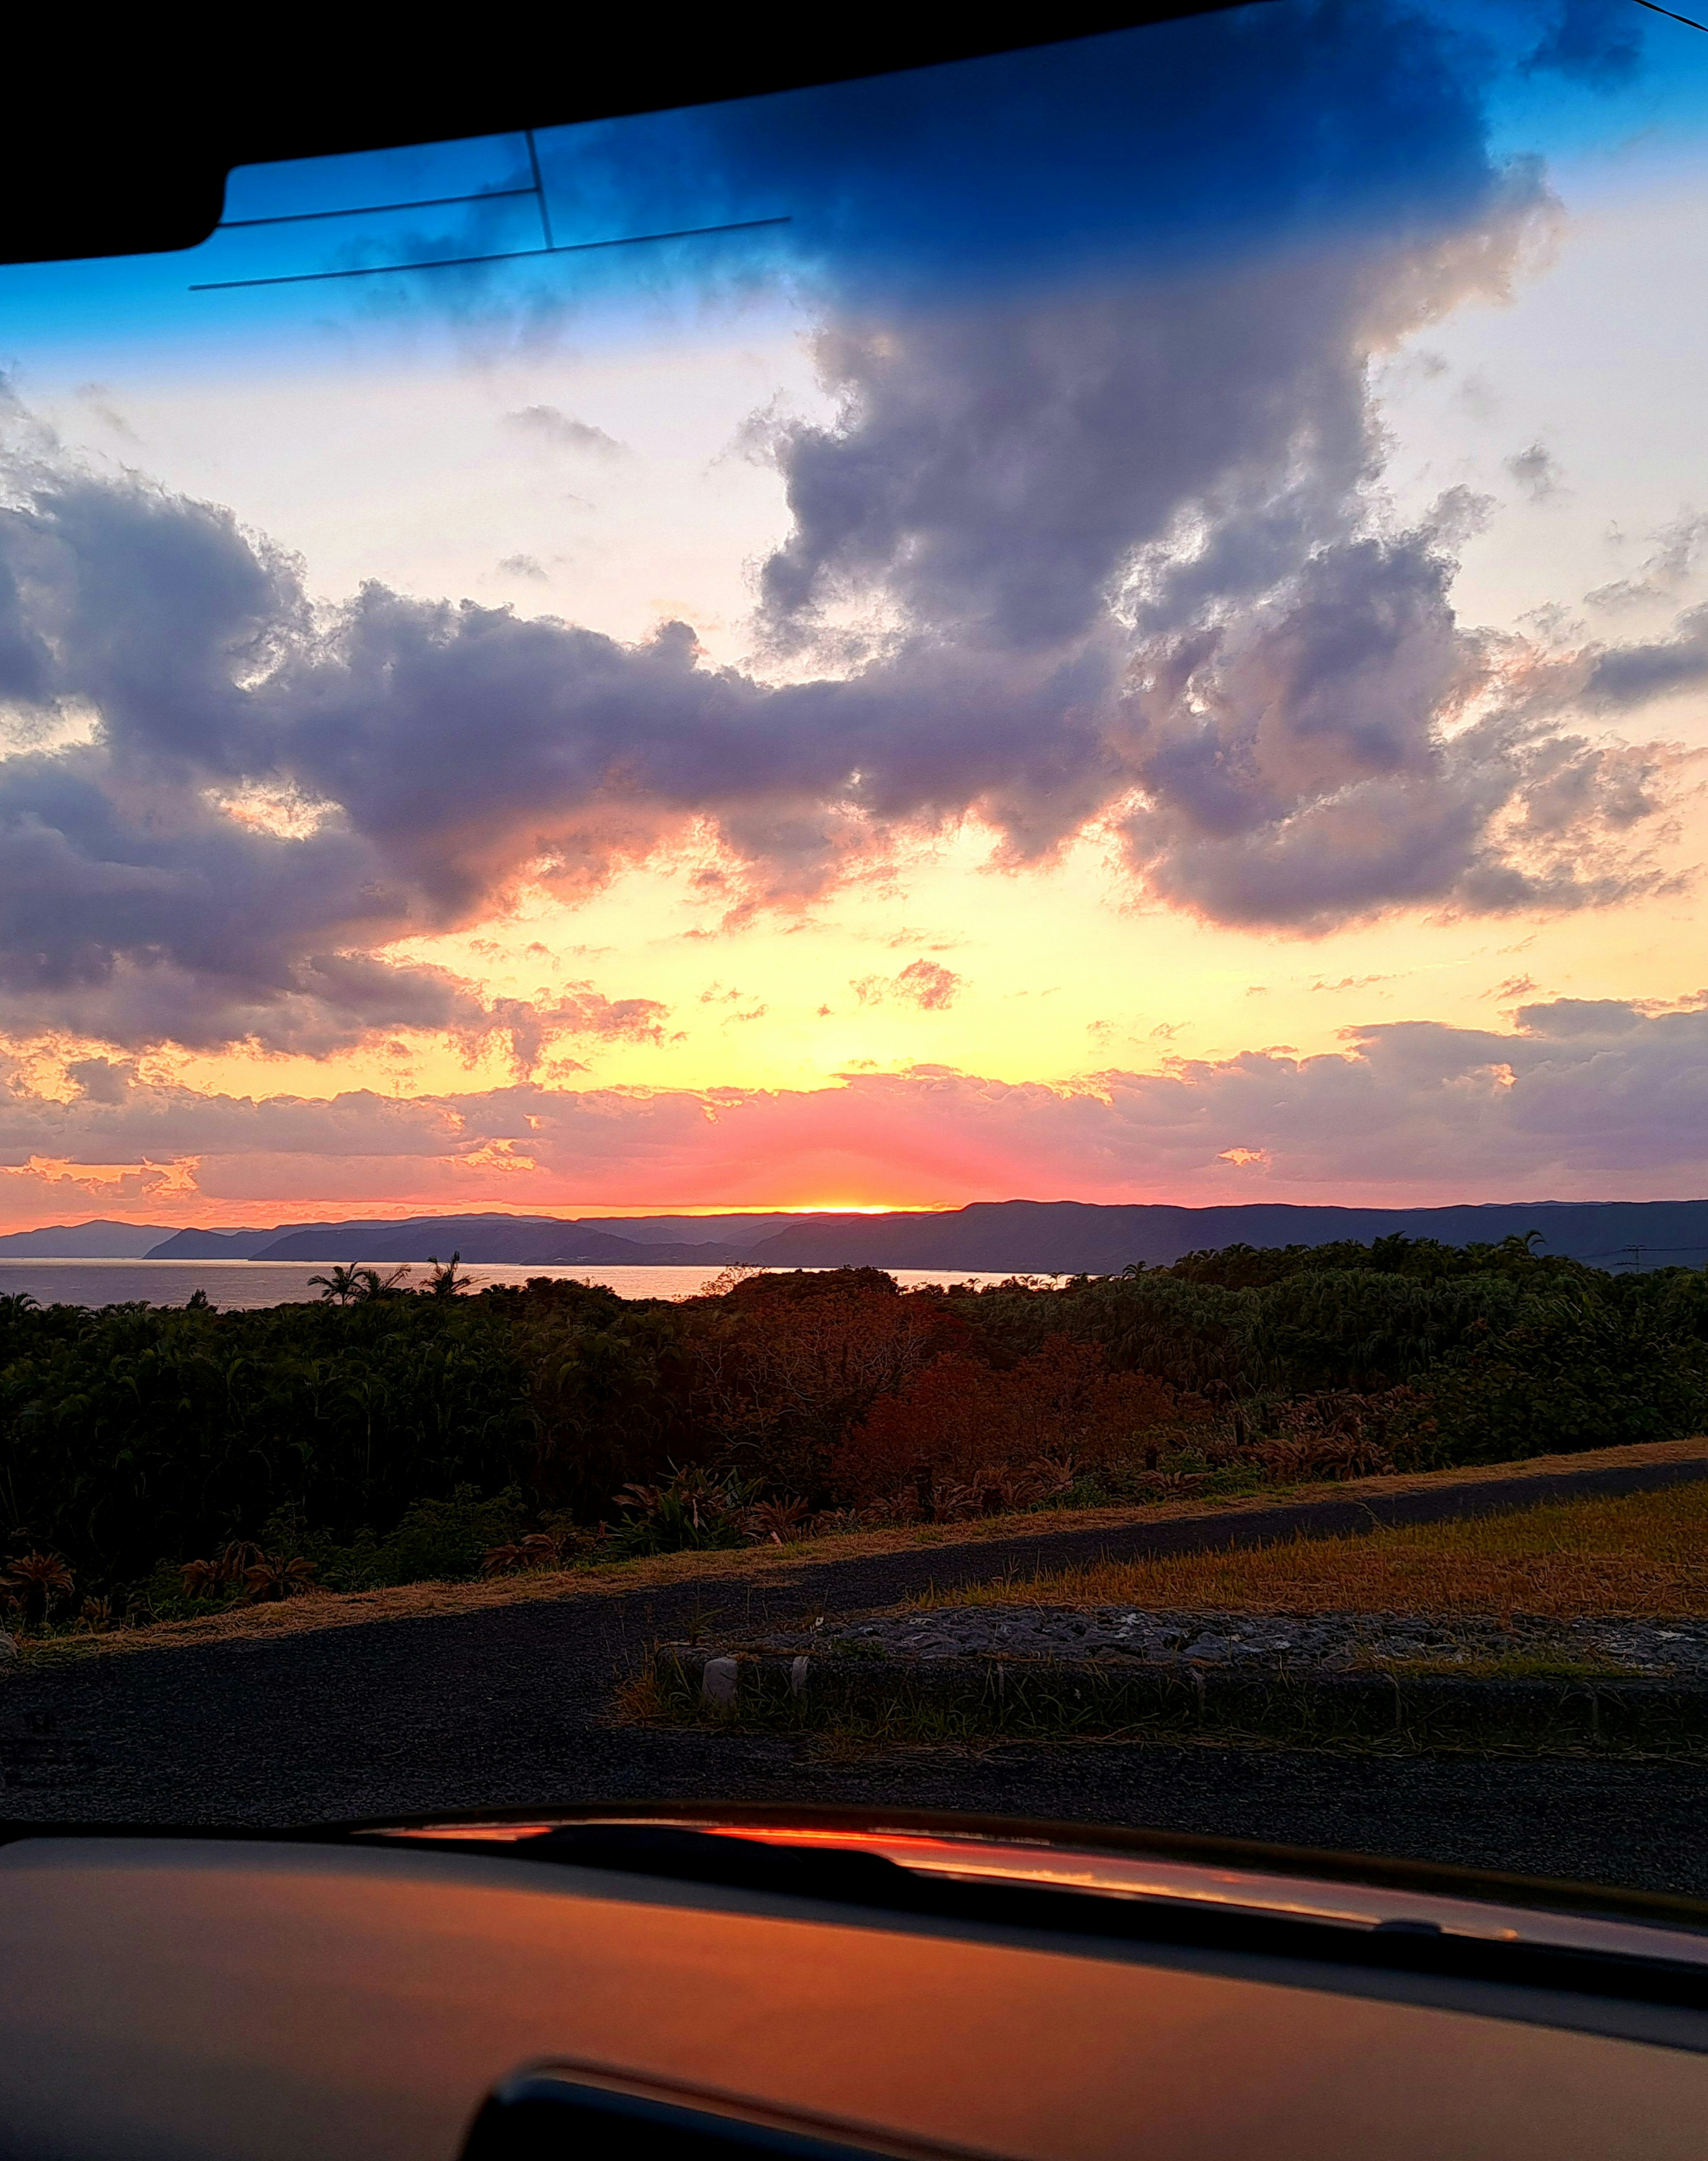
[608,1467,756,1554]
[306,1487,533,1589]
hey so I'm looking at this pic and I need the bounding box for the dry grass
[926,1477,1708,1620]
[16,1435,1707,1667]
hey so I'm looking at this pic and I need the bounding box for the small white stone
[790,1656,810,1694]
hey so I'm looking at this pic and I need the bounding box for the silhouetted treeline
[2,1234,1704,1620]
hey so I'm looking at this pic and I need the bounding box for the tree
[834,1337,1186,1506]
[425,1252,471,1299]
[308,1265,364,1305]
[354,1266,414,1300]
[689,1275,963,1496]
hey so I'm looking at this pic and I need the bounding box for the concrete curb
[656,1642,1708,1752]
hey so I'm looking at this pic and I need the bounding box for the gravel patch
[744,1607,1708,1676]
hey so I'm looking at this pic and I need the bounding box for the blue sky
[14,0,1707,359]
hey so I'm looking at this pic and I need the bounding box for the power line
[1628,0,1708,32]
[189,215,790,292]
[199,120,785,293]
[218,188,537,230]
[1579,1245,1708,1258]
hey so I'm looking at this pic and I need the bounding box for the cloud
[727,4,1678,921]
[502,406,627,458]
[1579,603,1708,709]
[1524,0,1644,87]
[0,995,1700,1222]
[850,959,963,1011]
[741,0,1546,661]
[698,982,767,1022]
[73,384,139,443]
[1113,521,1673,928]
[0,2,1689,1058]
[497,553,548,581]
[1585,510,1708,616]
[503,993,1708,1205]
[1506,443,1561,500]
[891,959,960,1010]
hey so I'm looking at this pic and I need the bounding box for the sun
[781,1203,905,1214]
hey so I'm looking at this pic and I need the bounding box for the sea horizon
[0,1259,1053,1312]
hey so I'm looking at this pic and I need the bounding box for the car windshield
[1,0,1706,1891]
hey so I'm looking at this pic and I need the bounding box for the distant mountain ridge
[142,1212,788,1264]
[0,1221,176,1258]
[128,1197,1708,1270]
[7,1200,1704,1270]
[737,1198,1708,1272]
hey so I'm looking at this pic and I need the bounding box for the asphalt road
[5,1452,1707,1894]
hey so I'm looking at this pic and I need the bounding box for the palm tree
[354,1265,414,1301]
[425,1252,471,1299]
[308,1264,364,1305]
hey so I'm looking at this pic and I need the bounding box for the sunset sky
[0,0,1705,1226]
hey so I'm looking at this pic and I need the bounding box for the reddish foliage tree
[831,1336,1186,1507]
[685,1273,972,1496]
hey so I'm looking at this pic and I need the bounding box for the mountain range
[0,1199,1703,1270]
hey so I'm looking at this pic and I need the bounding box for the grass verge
[13,1434,1706,1669]
[916,1476,1708,1621]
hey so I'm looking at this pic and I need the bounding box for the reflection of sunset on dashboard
[0,0,1705,1226]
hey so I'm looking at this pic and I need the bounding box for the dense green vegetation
[1,1235,1705,1630]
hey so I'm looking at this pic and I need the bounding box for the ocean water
[0,1260,1058,1312]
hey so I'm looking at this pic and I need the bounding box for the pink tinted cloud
[0,998,1702,1227]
